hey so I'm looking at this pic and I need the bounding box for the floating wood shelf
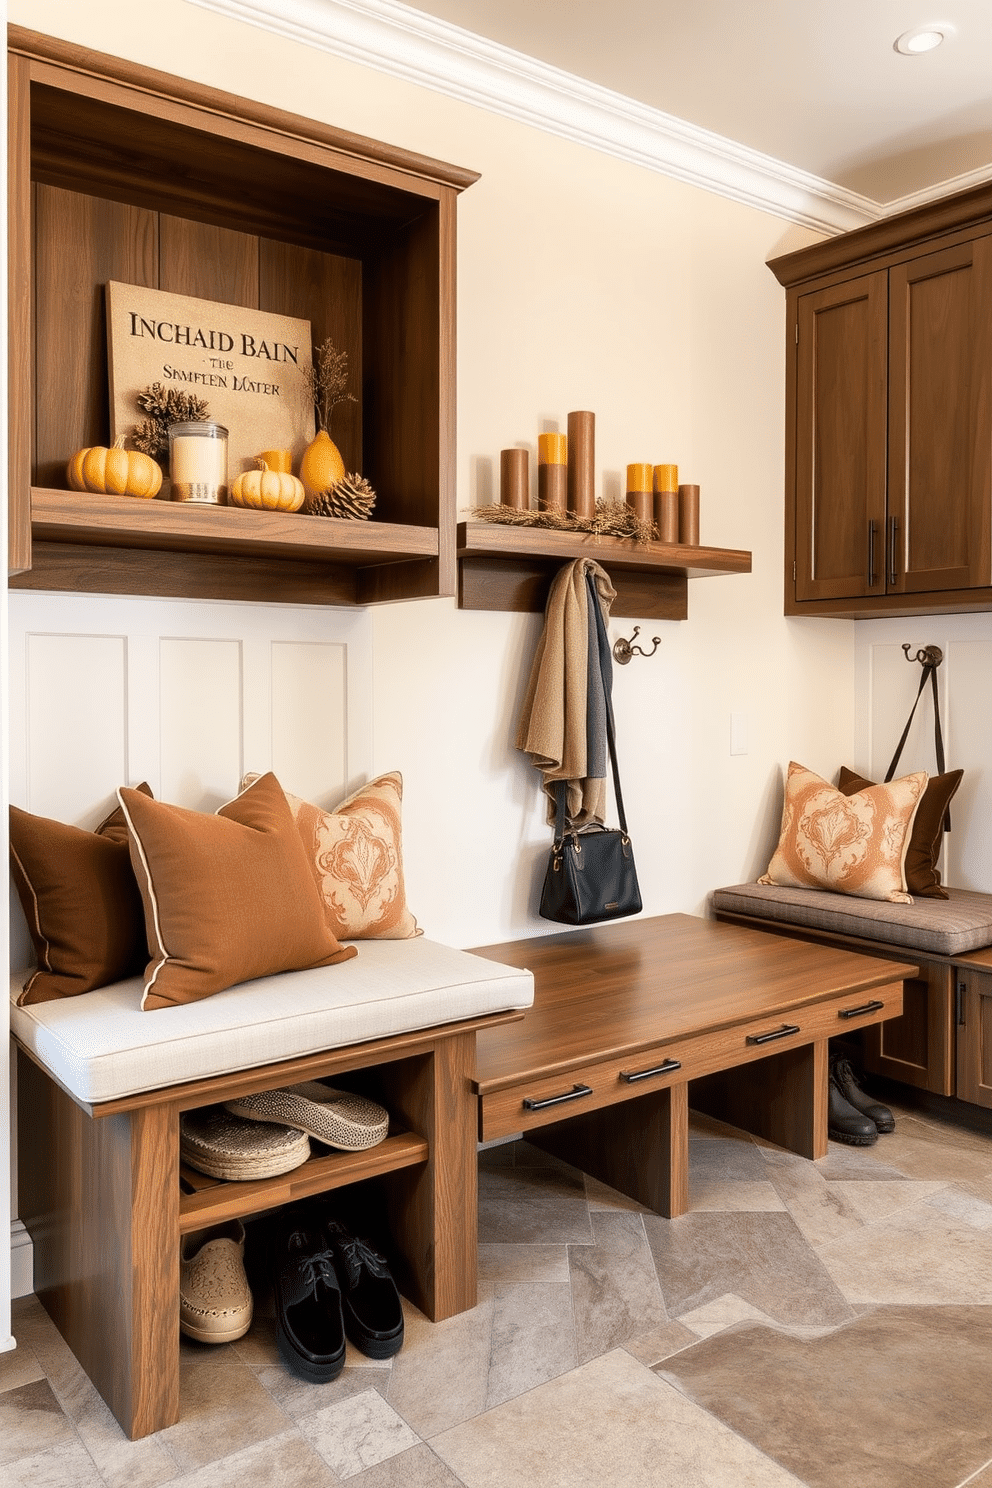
[457,520,752,619]
[10,488,440,606]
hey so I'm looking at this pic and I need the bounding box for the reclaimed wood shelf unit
[457,520,752,619]
[7,27,478,605]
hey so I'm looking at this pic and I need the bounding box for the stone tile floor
[6,1097,992,1487]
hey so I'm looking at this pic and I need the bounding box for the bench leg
[18,1052,180,1440]
[690,1039,829,1160]
[526,1081,691,1218]
[379,1030,478,1321]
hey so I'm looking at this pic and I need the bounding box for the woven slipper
[223,1083,389,1151]
[180,1105,311,1181]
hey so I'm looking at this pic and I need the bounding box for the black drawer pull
[619,1059,682,1084]
[838,999,885,1020]
[746,1023,800,1045]
[522,1083,593,1112]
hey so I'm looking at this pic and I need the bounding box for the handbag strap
[552,575,628,843]
[884,658,945,782]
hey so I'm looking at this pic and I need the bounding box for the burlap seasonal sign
[106,282,315,486]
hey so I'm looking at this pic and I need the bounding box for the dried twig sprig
[306,472,377,521]
[303,338,357,434]
[131,383,211,459]
[469,499,658,545]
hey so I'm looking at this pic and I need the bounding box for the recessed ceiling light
[894,26,948,55]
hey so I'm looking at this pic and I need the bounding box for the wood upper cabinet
[772,184,992,618]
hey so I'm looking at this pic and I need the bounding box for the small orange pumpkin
[66,437,163,499]
[230,458,306,513]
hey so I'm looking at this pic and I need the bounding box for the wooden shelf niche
[7,28,479,606]
[458,520,752,619]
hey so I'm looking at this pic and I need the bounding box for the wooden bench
[470,913,915,1216]
[11,940,532,1440]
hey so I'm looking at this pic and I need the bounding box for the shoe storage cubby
[8,27,478,604]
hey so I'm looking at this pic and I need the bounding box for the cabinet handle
[867,519,878,587]
[957,981,966,1026]
[619,1058,682,1084]
[888,515,899,586]
[745,1023,800,1045]
[838,999,885,1020]
[522,1083,593,1112]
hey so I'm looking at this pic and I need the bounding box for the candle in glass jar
[169,422,229,504]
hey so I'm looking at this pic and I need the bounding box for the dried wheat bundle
[469,499,657,544]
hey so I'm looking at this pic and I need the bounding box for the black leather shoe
[324,1218,404,1359]
[828,1070,878,1146]
[273,1218,346,1382]
[830,1053,895,1133]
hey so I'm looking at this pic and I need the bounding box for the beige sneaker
[180,1219,253,1344]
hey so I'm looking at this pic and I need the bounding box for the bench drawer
[478,979,903,1141]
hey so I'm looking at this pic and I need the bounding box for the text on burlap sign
[106,282,315,482]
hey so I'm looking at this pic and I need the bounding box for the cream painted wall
[8,0,855,958]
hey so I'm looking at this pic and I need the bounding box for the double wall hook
[902,643,943,668]
[613,626,661,665]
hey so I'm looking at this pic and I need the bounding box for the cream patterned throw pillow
[759,761,927,904]
[243,772,421,940]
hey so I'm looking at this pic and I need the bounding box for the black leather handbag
[539,579,642,926]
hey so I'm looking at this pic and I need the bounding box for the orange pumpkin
[66,437,163,499]
[230,458,306,513]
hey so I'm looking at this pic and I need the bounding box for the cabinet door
[888,237,992,594]
[860,962,954,1095]
[794,273,888,602]
[955,971,992,1108]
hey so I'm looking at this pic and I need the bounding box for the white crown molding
[185,0,881,235]
[882,161,992,217]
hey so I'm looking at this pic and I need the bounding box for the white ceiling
[190,0,992,227]
[408,0,992,205]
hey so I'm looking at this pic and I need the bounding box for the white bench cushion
[9,938,534,1106]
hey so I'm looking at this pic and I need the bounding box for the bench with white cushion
[11,939,533,1440]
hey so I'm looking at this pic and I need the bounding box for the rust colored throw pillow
[119,771,357,1011]
[838,764,963,899]
[242,771,421,940]
[759,760,927,904]
[10,785,152,1006]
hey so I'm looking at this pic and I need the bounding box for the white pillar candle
[168,422,228,504]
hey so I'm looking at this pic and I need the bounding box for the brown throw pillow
[759,761,927,904]
[10,784,152,1006]
[838,765,963,899]
[120,771,357,1011]
[242,771,421,940]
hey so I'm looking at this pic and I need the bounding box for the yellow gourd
[299,428,345,499]
[230,458,306,513]
[66,437,163,499]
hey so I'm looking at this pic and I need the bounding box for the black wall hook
[902,643,943,668]
[613,626,661,665]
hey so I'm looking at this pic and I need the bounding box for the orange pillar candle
[653,464,679,543]
[679,483,700,545]
[626,463,653,524]
[258,448,292,473]
[500,447,529,510]
[567,411,595,519]
[538,432,568,512]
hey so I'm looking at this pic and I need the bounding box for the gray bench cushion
[710,883,992,958]
[9,938,534,1107]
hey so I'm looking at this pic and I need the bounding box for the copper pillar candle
[653,464,679,543]
[500,447,529,509]
[567,410,595,518]
[258,448,292,473]
[538,432,568,512]
[679,483,700,545]
[626,463,653,524]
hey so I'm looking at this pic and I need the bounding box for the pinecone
[306,472,377,520]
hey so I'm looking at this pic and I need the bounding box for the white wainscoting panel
[854,621,992,895]
[8,592,373,971]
